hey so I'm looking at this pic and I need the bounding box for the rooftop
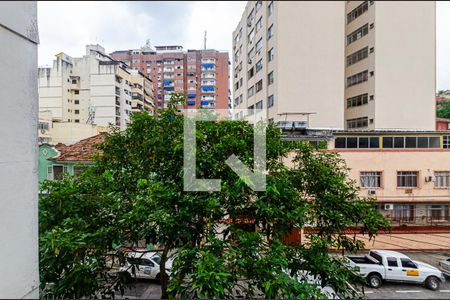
[49,133,107,162]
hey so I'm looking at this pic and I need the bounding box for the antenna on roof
[203,30,207,50]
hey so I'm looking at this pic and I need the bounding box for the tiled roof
[50,133,107,162]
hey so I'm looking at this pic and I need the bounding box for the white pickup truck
[347,250,445,290]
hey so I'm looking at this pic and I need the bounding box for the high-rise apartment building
[38,45,155,131]
[232,1,436,130]
[110,45,229,113]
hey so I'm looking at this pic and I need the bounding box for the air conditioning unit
[368,189,376,195]
[248,58,252,64]
[384,204,394,211]
[247,19,252,27]
[425,176,435,182]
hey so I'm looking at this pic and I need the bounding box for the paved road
[118,252,450,299]
[365,251,450,299]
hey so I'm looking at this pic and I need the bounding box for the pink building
[111,45,229,114]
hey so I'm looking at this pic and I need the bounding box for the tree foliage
[437,101,450,119]
[39,94,389,299]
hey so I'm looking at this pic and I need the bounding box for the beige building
[284,129,450,227]
[232,1,436,130]
[38,45,156,133]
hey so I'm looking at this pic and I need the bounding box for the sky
[38,1,450,91]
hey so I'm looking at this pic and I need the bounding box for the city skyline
[38,1,450,90]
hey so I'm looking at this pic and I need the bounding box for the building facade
[283,129,450,228]
[232,1,436,130]
[38,45,155,132]
[110,45,229,113]
[0,1,39,297]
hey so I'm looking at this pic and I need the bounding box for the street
[119,252,450,299]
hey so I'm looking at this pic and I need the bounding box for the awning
[163,80,172,85]
[201,101,209,106]
[164,87,174,91]
[187,94,197,98]
[187,100,196,105]
[201,86,215,92]
[201,63,215,68]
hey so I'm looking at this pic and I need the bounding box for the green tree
[39,94,389,299]
[437,101,450,119]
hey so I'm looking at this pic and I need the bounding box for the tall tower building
[232,1,436,130]
[110,45,230,114]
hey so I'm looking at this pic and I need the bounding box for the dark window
[255,100,263,110]
[53,165,64,180]
[255,59,263,73]
[75,100,79,105]
[72,79,77,84]
[267,94,274,108]
[429,137,440,148]
[370,137,379,148]
[74,90,79,94]
[347,47,369,66]
[405,137,417,148]
[268,71,274,85]
[347,1,369,24]
[347,137,358,148]
[347,24,369,45]
[400,258,417,269]
[347,70,368,87]
[347,93,368,108]
[358,137,369,148]
[397,171,419,188]
[347,117,368,129]
[74,109,80,114]
[383,137,393,148]
[394,137,404,148]
[335,137,346,148]
[418,137,428,148]
[268,48,274,62]
[387,257,398,267]
[255,79,263,92]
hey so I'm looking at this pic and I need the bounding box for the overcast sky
[38,1,450,91]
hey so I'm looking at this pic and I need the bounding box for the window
[347,1,369,24]
[75,100,79,105]
[255,0,262,12]
[255,59,263,73]
[247,9,254,26]
[74,109,80,114]
[71,79,77,84]
[74,119,80,123]
[38,122,49,130]
[347,93,368,108]
[248,105,254,115]
[268,71,274,85]
[255,38,263,52]
[74,90,79,95]
[248,47,255,60]
[268,0,273,16]
[397,171,419,188]
[347,47,368,66]
[400,258,417,269]
[360,172,381,188]
[387,257,398,267]
[267,94,274,108]
[248,67,255,79]
[382,136,441,149]
[48,165,66,180]
[234,97,240,106]
[428,205,449,221]
[347,70,368,87]
[393,205,415,222]
[444,136,450,148]
[255,79,263,93]
[248,29,255,45]
[256,17,262,33]
[268,25,274,39]
[268,48,274,62]
[255,100,263,110]
[347,24,369,45]
[347,116,368,129]
[248,86,254,97]
[435,172,450,188]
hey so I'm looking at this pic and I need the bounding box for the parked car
[119,251,173,282]
[438,257,450,277]
[347,250,445,290]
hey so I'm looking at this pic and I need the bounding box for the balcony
[164,67,174,72]
[201,58,216,64]
[201,73,215,79]
[202,95,215,101]
[201,80,216,86]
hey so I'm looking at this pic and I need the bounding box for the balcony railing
[388,216,450,227]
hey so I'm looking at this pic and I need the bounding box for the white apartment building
[39,45,154,131]
[232,1,436,130]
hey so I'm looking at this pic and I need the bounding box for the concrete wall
[0,1,39,298]
[374,1,436,130]
[51,122,107,145]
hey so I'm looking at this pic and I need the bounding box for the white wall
[0,1,39,298]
